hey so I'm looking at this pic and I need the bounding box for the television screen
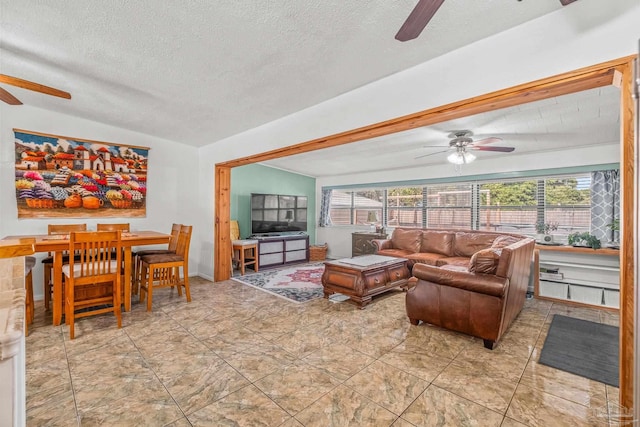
[251,193,308,235]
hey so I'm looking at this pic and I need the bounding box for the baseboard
[196,272,214,281]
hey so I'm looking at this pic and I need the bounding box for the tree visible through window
[479,180,538,233]
[326,172,594,235]
[544,177,590,235]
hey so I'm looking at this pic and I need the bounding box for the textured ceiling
[0,0,565,147]
[261,85,621,177]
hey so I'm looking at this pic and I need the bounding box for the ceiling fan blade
[415,149,450,159]
[0,74,71,99]
[471,137,503,146]
[0,87,22,105]
[559,0,578,5]
[395,0,445,42]
[471,146,515,152]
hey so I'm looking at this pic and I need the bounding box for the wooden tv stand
[254,234,309,269]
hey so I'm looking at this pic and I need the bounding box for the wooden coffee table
[322,255,410,309]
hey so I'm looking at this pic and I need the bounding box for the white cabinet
[257,235,309,269]
[534,245,620,309]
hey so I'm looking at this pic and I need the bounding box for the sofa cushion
[406,252,447,266]
[453,232,497,257]
[411,263,507,297]
[492,235,520,249]
[440,264,469,272]
[376,248,414,258]
[436,257,470,267]
[420,231,454,256]
[469,248,502,274]
[391,229,422,253]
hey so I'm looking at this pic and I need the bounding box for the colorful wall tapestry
[14,129,150,219]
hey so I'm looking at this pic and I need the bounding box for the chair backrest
[67,231,122,283]
[230,220,240,241]
[176,225,193,261]
[168,223,182,252]
[97,223,130,232]
[48,223,87,256]
[48,223,87,234]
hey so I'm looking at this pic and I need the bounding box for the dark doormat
[539,314,619,387]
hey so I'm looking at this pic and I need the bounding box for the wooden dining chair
[24,256,36,336]
[62,230,123,339]
[139,225,192,311]
[132,223,181,295]
[42,223,88,311]
[96,223,130,231]
[97,223,130,265]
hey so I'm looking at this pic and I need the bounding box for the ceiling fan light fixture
[447,151,476,165]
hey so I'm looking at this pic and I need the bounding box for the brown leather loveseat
[374,228,535,349]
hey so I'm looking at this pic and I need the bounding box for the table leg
[53,250,63,326]
[124,247,132,311]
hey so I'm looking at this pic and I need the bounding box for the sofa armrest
[372,239,392,251]
[411,263,508,297]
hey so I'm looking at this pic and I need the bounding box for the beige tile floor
[26,275,621,426]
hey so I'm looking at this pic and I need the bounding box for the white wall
[0,104,199,299]
[197,0,640,279]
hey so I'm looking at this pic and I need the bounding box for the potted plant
[606,218,620,248]
[535,221,558,243]
[568,232,601,249]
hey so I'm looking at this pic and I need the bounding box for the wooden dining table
[1,230,171,326]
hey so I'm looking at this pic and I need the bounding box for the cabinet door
[260,252,284,267]
[285,238,307,251]
[352,234,376,256]
[285,249,307,262]
[260,241,284,254]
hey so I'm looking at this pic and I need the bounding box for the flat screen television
[251,193,308,235]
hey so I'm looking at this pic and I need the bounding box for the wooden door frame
[214,55,636,411]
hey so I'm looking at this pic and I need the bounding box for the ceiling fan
[396,0,579,42]
[0,74,71,105]
[416,130,515,164]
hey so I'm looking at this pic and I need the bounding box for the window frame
[325,171,596,235]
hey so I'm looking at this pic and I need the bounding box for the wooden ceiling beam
[219,56,632,169]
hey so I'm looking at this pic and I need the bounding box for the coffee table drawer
[324,270,360,292]
[363,270,387,291]
[387,264,409,283]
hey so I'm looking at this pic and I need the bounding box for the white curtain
[590,170,620,242]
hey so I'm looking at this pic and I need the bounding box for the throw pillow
[469,248,502,274]
[492,235,520,249]
[391,229,422,253]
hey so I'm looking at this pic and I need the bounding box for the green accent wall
[231,164,316,243]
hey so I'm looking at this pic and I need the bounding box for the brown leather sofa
[373,228,535,349]
[372,227,529,269]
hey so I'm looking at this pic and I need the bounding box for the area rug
[539,314,619,386]
[232,263,325,303]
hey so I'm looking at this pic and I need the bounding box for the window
[325,172,598,235]
[329,189,383,226]
[426,184,472,229]
[544,176,590,235]
[387,187,423,228]
[479,180,538,234]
